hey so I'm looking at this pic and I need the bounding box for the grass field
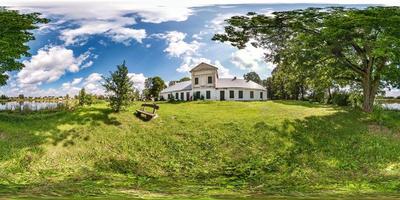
[0,100,399,199]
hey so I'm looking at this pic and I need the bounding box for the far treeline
[213,6,400,112]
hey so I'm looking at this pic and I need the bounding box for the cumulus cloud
[156,31,210,73]
[214,60,234,78]
[128,73,146,91]
[231,42,275,76]
[157,31,202,58]
[206,12,244,33]
[60,20,146,46]
[18,46,93,85]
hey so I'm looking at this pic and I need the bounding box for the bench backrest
[141,103,159,110]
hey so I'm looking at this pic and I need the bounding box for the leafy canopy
[213,6,400,112]
[243,71,262,84]
[0,8,48,85]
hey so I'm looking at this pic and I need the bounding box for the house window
[168,94,171,99]
[239,91,243,99]
[208,76,212,84]
[250,91,254,99]
[175,93,179,99]
[260,92,263,99]
[229,90,234,99]
[181,92,184,100]
[206,91,211,99]
[195,77,199,85]
[194,91,201,100]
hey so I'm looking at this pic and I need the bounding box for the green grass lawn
[0,100,399,199]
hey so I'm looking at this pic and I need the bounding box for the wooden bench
[135,103,159,119]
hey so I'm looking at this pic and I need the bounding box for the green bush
[371,104,385,125]
[331,92,350,106]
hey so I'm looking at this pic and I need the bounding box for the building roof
[160,81,192,93]
[216,78,266,90]
[189,62,218,72]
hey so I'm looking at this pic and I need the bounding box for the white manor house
[160,63,267,101]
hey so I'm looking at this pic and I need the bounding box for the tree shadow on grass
[272,100,333,108]
[0,106,121,163]
[247,109,400,191]
[2,106,400,197]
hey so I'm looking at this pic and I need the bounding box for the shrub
[332,92,350,106]
[371,104,385,125]
[349,92,363,108]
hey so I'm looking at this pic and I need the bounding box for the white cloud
[158,31,203,58]
[207,12,244,33]
[71,77,83,85]
[128,73,146,91]
[81,73,104,95]
[60,20,146,46]
[18,46,93,85]
[214,60,234,78]
[177,57,211,73]
[231,42,275,76]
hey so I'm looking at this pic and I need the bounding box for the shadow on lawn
[272,100,332,108]
[1,106,400,198]
[0,106,120,161]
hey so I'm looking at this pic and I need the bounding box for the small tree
[102,61,134,112]
[144,76,166,99]
[243,72,262,84]
[78,88,87,106]
[178,77,191,82]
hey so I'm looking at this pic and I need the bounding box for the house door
[220,91,225,101]
[186,92,190,101]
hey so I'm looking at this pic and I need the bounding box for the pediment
[189,62,218,72]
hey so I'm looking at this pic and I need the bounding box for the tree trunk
[361,74,378,113]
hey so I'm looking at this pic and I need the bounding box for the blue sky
[1,0,399,97]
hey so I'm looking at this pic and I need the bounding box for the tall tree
[243,72,262,84]
[178,77,191,82]
[213,7,400,112]
[144,76,166,99]
[102,61,134,112]
[0,8,48,85]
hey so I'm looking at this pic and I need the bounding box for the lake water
[0,101,64,112]
[382,103,400,111]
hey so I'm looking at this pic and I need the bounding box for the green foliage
[243,72,262,84]
[178,77,191,82]
[0,8,48,85]
[371,104,385,125]
[144,76,166,99]
[102,61,134,112]
[331,91,350,106]
[213,7,400,112]
[0,94,8,100]
[78,88,93,106]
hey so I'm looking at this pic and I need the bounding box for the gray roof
[216,78,266,90]
[160,81,192,93]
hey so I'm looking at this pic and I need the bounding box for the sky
[1,0,399,97]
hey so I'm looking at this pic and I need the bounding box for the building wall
[191,69,218,89]
[215,88,266,101]
[161,88,267,101]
